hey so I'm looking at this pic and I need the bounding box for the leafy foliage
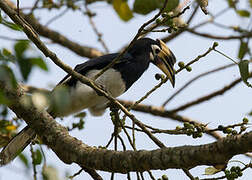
[1,19,22,31]
[18,153,29,168]
[204,166,222,175]
[33,149,43,165]
[238,60,252,88]
[113,0,133,21]
[0,65,17,89]
[0,0,251,179]
[236,10,250,18]
[14,40,48,81]
[238,41,249,60]
[133,0,179,15]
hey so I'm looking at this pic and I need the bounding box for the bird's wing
[56,53,132,87]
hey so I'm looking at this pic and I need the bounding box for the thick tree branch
[19,84,222,140]
[0,0,165,149]
[1,82,252,172]
[119,100,222,140]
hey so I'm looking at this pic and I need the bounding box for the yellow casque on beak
[155,39,176,87]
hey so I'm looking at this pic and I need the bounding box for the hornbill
[0,38,176,165]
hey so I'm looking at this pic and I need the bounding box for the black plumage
[0,38,176,165]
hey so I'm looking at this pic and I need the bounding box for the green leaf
[204,166,221,175]
[0,11,2,23]
[0,65,17,88]
[160,0,179,13]
[33,149,42,165]
[238,60,252,88]
[18,153,29,168]
[236,10,250,18]
[250,0,252,8]
[134,0,179,15]
[0,90,9,105]
[74,112,86,118]
[14,41,32,80]
[14,40,47,80]
[238,41,248,59]
[29,57,48,71]
[133,0,159,15]
[1,20,22,31]
[249,110,252,116]
[17,57,33,81]
[0,48,16,63]
[113,0,133,21]
[227,0,236,8]
[3,48,11,57]
[14,40,30,58]
[72,118,85,130]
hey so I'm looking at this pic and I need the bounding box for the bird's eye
[151,45,161,55]
[155,48,160,54]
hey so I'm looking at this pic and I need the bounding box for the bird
[0,38,176,165]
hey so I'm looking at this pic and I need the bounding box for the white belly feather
[58,69,126,117]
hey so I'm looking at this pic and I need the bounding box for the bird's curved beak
[154,39,176,87]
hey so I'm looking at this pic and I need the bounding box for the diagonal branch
[1,81,252,172]
[4,0,103,58]
[169,74,252,113]
[0,0,164,149]
[186,28,252,40]
[119,100,222,140]
[162,63,235,106]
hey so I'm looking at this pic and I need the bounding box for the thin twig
[176,42,216,74]
[122,42,216,120]
[45,8,68,27]
[120,122,135,150]
[105,133,114,148]
[118,135,126,151]
[29,0,40,15]
[186,28,252,40]
[30,144,37,180]
[147,171,156,180]
[120,100,222,140]
[136,172,141,180]
[81,166,103,180]
[110,106,120,180]
[0,35,26,41]
[69,168,83,179]
[4,0,103,58]
[213,49,238,64]
[182,169,195,180]
[140,172,145,180]
[1,0,164,149]
[162,63,235,106]
[143,6,190,34]
[132,120,136,150]
[85,4,109,53]
[169,74,252,113]
[16,0,19,15]
[162,6,230,43]
[93,0,169,80]
[39,144,46,166]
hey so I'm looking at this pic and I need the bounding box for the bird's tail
[0,126,36,165]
